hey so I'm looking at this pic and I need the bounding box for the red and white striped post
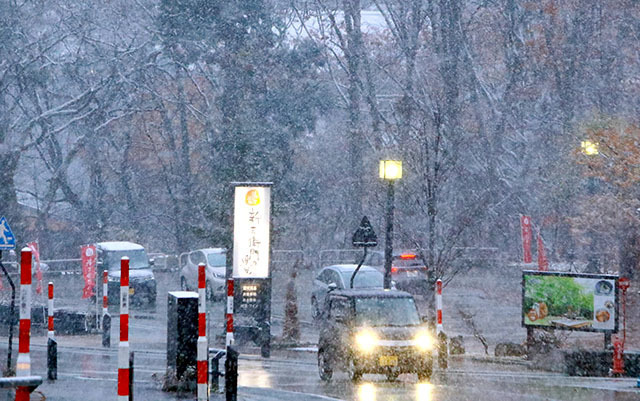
[436,279,443,335]
[117,257,130,401]
[16,247,32,401]
[102,270,108,328]
[197,263,208,400]
[48,282,54,340]
[226,278,234,347]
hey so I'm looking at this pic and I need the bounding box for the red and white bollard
[226,278,234,347]
[117,257,130,401]
[48,282,54,340]
[197,263,208,400]
[16,247,32,401]
[102,270,108,328]
[612,337,624,375]
[436,279,443,334]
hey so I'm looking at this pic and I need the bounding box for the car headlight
[414,331,434,352]
[355,329,378,354]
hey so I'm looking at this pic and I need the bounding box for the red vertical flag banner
[81,245,97,298]
[27,242,43,295]
[520,215,533,263]
[537,231,549,272]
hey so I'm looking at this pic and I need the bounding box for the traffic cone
[282,260,300,342]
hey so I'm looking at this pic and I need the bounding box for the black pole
[129,351,134,401]
[0,251,16,375]
[102,313,111,347]
[225,346,238,401]
[47,338,57,380]
[383,182,395,289]
[211,352,222,393]
[350,247,368,289]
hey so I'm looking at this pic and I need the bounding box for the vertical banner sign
[537,232,549,272]
[27,241,43,295]
[233,186,271,278]
[81,245,97,298]
[520,215,533,263]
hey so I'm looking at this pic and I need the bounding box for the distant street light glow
[581,140,599,156]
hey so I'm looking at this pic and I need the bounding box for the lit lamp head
[379,160,402,180]
[581,140,599,156]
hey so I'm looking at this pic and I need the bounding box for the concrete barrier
[0,375,43,398]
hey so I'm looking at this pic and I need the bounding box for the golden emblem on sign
[245,189,260,206]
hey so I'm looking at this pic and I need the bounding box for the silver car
[311,264,384,320]
[179,248,226,301]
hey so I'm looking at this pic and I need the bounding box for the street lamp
[580,140,599,156]
[380,160,402,289]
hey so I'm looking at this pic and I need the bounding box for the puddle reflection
[357,382,376,401]
[356,380,434,401]
[416,382,433,401]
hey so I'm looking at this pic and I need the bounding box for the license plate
[407,271,418,277]
[378,355,398,367]
[129,287,135,295]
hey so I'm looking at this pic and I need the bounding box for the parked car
[317,288,434,382]
[97,241,157,306]
[179,248,226,301]
[362,251,432,295]
[311,264,384,320]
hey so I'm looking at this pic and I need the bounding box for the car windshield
[340,270,383,288]
[207,253,226,267]
[355,296,421,326]
[105,250,149,270]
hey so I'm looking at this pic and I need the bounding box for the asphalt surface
[0,265,639,400]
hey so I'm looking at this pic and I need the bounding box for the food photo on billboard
[522,271,618,332]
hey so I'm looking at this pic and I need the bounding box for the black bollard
[225,347,238,401]
[129,351,134,401]
[47,338,57,380]
[102,313,111,348]
[210,350,225,393]
[260,322,271,359]
[438,331,448,369]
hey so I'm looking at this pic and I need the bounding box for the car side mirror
[149,258,155,266]
[328,282,338,292]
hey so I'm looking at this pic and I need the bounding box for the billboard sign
[522,271,618,332]
[233,184,271,278]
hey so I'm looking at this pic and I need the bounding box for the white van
[97,241,157,306]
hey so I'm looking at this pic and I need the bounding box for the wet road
[1,269,639,400]
[5,341,638,401]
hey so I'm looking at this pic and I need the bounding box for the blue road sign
[0,216,16,250]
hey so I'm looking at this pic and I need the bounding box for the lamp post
[380,160,402,289]
[580,140,601,274]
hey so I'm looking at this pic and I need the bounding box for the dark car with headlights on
[317,289,433,382]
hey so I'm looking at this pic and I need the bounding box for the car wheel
[311,297,320,320]
[417,366,432,381]
[386,371,399,381]
[347,356,362,382]
[180,277,188,291]
[317,349,333,381]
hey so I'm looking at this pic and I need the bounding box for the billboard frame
[521,270,619,333]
